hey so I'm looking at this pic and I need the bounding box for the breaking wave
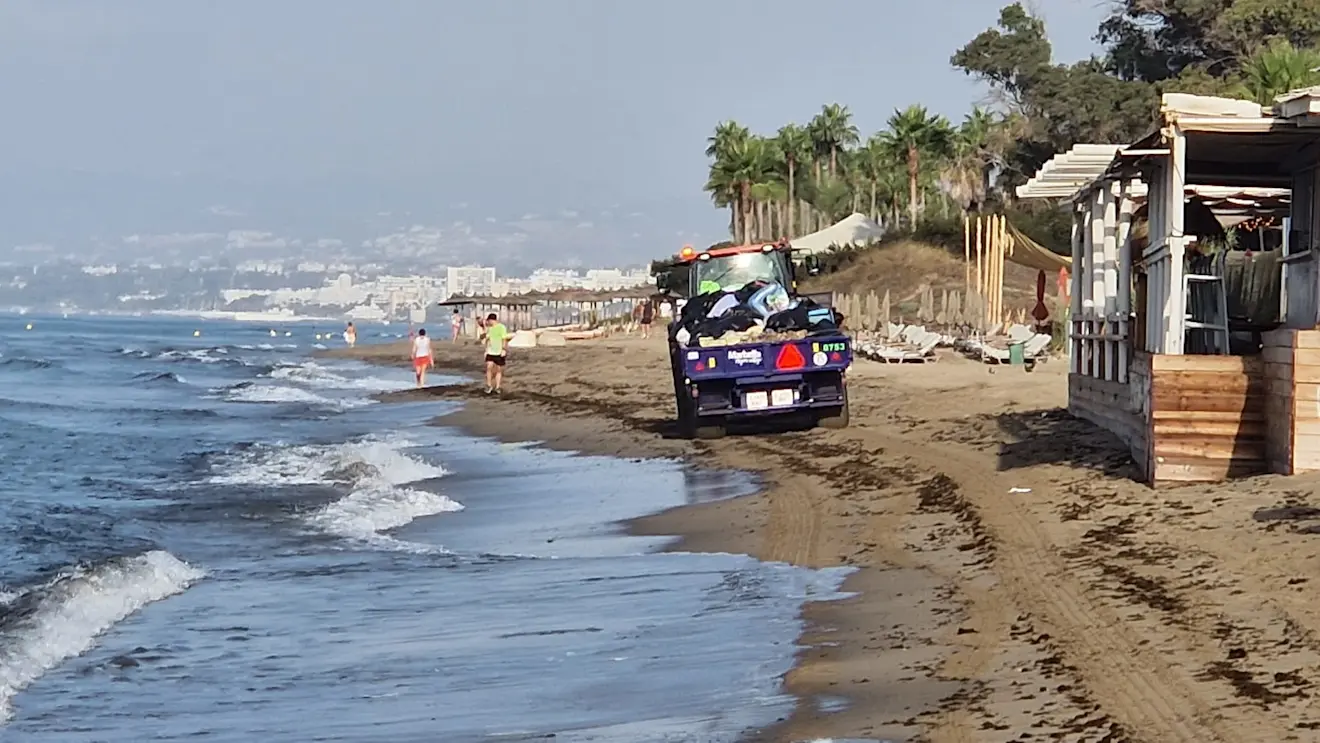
[220,383,370,409]
[208,436,460,550]
[267,361,411,393]
[0,551,204,722]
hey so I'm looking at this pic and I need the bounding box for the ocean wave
[221,383,371,409]
[156,347,254,366]
[0,551,204,722]
[267,361,411,393]
[208,436,458,550]
[132,371,186,385]
[0,358,57,371]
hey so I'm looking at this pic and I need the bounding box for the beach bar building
[1019,90,1320,485]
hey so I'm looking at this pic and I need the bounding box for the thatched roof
[439,285,656,307]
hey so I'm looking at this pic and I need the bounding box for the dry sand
[326,335,1320,742]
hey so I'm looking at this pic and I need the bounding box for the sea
[0,314,853,743]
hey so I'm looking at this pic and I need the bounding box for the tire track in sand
[859,430,1273,743]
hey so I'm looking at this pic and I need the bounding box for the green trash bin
[1008,342,1025,365]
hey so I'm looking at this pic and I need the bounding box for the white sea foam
[222,383,369,409]
[209,436,458,550]
[0,551,204,722]
[268,361,411,393]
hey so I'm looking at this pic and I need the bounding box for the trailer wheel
[817,390,850,430]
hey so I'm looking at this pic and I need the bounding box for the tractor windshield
[693,251,791,295]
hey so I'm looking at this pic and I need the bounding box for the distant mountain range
[0,170,726,271]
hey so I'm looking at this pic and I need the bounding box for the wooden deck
[1071,352,1269,486]
[1262,329,1320,474]
[1146,353,1266,484]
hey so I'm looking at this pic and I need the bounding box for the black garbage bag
[693,306,761,339]
[765,298,839,333]
[670,280,772,340]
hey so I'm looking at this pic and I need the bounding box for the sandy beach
[326,335,1320,742]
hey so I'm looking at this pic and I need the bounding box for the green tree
[705,135,777,244]
[878,105,954,228]
[1238,38,1320,103]
[807,104,860,178]
[775,123,812,237]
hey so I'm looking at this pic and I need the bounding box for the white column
[1166,129,1187,354]
[1091,189,1108,377]
[1102,184,1119,380]
[1117,180,1134,381]
[1070,203,1083,373]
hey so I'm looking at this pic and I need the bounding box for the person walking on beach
[479,312,509,395]
[343,322,357,347]
[411,328,434,388]
[450,309,464,343]
[637,298,655,339]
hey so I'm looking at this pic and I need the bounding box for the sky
[0,0,1110,263]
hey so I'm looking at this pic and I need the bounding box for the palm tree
[706,120,751,160]
[858,135,900,224]
[775,124,812,237]
[807,104,861,178]
[1239,39,1320,105]
[878,105,955,227]
[942,107,997,211]
[706,136,777,244]
[704,121,754,237]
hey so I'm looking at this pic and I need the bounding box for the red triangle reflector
[775,343,806,370]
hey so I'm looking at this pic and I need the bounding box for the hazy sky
[0,0,1109,255]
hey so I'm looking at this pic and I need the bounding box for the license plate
[771,389,794,407]
[745,391,768,410]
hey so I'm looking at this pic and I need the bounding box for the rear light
[775,344,806,371]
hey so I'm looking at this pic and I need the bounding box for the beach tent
[790,213,886,255]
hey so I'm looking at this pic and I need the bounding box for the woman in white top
[411,328,434,388]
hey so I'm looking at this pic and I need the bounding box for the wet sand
[326,335,1320,742]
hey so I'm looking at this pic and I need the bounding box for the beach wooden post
[881,290,891,338]
[975,216,984,319]
[963,214,971,295]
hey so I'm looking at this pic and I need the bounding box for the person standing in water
[410,328,434,388]
[478,312,509,394]
[343,322,357,347]
[450,309,464,343]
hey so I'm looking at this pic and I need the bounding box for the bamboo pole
[963,214,971,295]
[992,214,1001,328]
[998,214,1007,327]
[991,214,1000,328]
[975,215,984,331]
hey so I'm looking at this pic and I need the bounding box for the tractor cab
[655,242,820,299]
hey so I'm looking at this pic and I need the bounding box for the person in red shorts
[410,328,435,388]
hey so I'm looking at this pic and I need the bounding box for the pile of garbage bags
[670,281,841,347]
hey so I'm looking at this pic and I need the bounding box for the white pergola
[1015,144,1128,199]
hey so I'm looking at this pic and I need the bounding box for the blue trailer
[656,242,851,439]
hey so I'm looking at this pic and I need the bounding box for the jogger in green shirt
[479,313,510,394]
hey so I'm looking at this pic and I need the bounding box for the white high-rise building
[445,265,496,298]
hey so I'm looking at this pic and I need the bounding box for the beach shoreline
[325,335,1320,743]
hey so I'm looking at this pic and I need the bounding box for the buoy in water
[25,323,33,330]
[315,333,323,340]
[269,329,277,337]
[193,330,201,337]
[284,331,292,337]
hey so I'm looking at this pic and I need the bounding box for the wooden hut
[435,295,539,333]
[1018,90,1320,485]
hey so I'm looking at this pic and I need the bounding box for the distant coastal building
[445,265,496,298]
